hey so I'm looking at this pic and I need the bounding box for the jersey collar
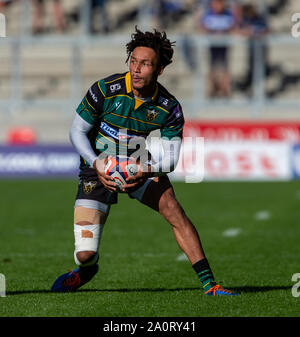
[125,71,159,102]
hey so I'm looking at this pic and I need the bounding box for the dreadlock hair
[126,26,176,69]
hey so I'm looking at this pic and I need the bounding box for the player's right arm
[70,80,117,192]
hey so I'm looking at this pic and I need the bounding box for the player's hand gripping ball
[104,156,138,192]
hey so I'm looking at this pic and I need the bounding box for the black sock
[192,258,216,292]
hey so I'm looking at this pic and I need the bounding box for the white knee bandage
[74,224,103,253]
[74,250,99,267]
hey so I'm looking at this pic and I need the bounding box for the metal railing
[0,0,299,119]
[1,33,300,118]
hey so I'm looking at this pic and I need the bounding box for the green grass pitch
[0,179,299,317]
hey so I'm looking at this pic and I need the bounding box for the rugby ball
[104,156,138,191]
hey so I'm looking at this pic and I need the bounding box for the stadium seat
[7,126,37,145]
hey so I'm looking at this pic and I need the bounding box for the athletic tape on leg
[74,223,104,253]
[74,250,99,267]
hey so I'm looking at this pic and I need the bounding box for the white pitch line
[222,228,241,237]
[176,253,189,261]
[254,210,271,221]
[3,252,172,258]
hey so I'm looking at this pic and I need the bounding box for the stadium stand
[0,0,299,143]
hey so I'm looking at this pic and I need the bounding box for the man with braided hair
[51,27,238,296]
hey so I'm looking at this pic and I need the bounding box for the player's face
[211,0,225,13]
[129,46,163,96]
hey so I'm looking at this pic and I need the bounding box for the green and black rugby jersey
[76,71,185,170]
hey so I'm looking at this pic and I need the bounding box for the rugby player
[51,27,238,296]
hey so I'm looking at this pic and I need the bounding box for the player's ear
[157,66,164,76]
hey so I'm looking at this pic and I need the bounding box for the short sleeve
[75,80,106,125]
[160,103,185,140]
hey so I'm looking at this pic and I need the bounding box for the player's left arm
[123,102,184,190]
[150,101,184,176]
[149,136,182,175]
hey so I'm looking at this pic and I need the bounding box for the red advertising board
[173,121,298,181]
[183,121,300,141]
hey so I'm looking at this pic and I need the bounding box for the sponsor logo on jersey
[83,181,97,194]
[159,97,169,107]
[110,83,122,93]
[146,109,158,121]
[174,105,183,119]
[115,102,122,110]
[100,122,135,141]
[89,88,98,103]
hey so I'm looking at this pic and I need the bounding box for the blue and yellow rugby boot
[51,264,99,292]
[205,284,239,296]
